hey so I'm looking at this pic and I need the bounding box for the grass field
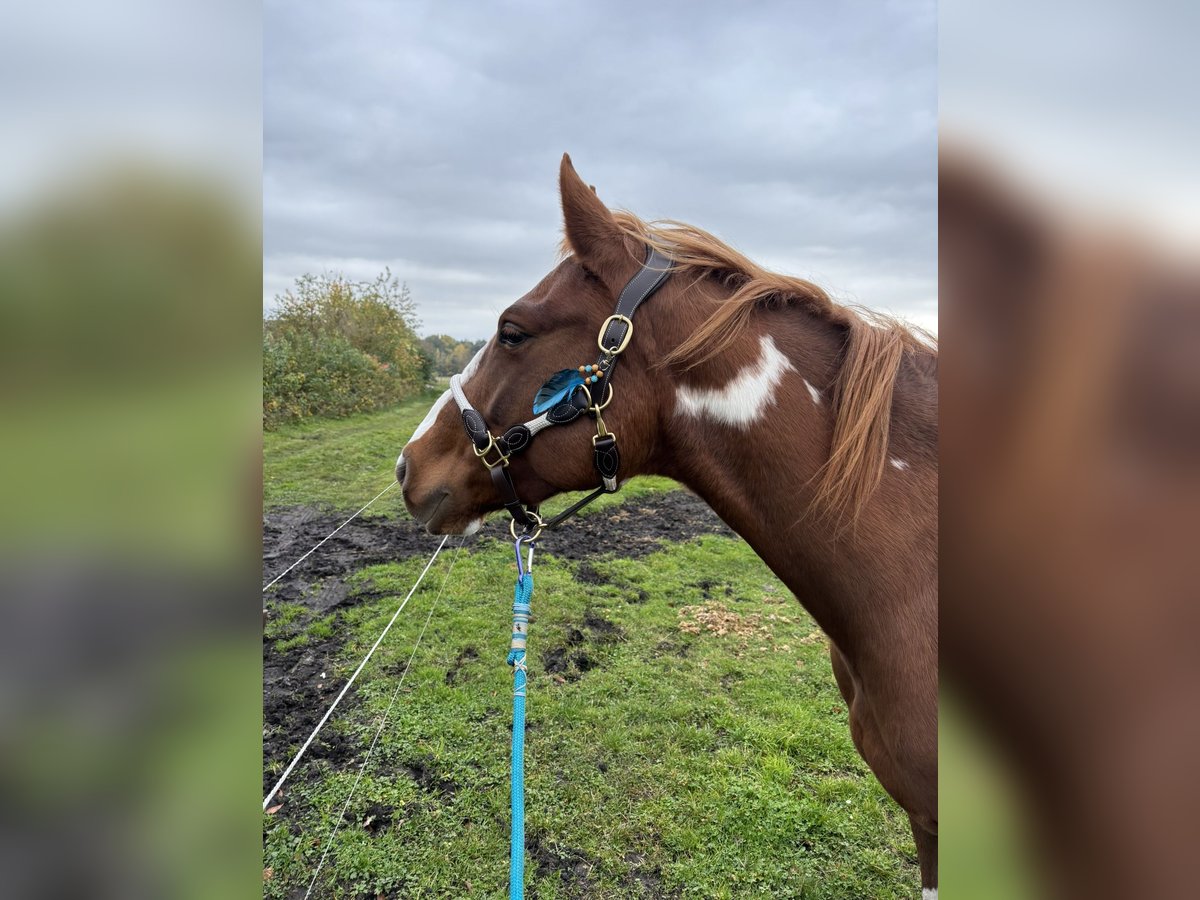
[262,391,920,898]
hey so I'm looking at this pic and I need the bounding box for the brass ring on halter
[578,381,613,413]
[509,511,545,542]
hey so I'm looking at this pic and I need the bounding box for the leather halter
[450,246,672,537]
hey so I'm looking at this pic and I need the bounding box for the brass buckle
[597,314,634,354]
[473,433,509,468]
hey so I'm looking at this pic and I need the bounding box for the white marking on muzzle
[674,335,794,428]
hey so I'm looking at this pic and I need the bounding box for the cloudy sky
[265,0,936,339]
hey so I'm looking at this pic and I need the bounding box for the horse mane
[606,210,937,526]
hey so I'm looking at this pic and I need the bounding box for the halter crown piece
[450,246,673,537]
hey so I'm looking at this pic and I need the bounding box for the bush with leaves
[263,271,426,428]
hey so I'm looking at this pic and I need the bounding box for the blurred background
[940,1,1199,898]
[1,1,260,897]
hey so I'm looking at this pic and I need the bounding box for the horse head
[397,155,669,534]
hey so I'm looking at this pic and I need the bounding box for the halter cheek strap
[450,246,672,536]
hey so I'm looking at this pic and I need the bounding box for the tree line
[418,334,486,377]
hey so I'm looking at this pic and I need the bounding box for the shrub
[263,270,425,428]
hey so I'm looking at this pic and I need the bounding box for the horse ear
[560,154,629,285]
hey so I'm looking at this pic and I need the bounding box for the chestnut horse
[398,155,938,896]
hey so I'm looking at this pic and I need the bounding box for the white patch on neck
[890,458,909,471]
[406,343,488,445]
[922,889,937,900]
[803,378,822,405]
[675,335,794,429]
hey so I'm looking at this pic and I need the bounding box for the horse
[398,154,938,896]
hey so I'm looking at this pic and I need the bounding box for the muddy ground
[262,490,733,795]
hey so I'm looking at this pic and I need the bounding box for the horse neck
[641,304,933,648]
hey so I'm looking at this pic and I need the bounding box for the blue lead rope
[507,542,533,900]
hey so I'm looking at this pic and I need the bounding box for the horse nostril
[395,453,408,486]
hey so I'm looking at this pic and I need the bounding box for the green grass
[939,694,1038,899]
[263,388,444,512]
[263,401,919,898]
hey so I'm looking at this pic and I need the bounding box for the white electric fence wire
[262,481,399,593]
[303,536,467,899]
[262,533,450,811]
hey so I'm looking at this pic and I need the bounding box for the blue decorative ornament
[532,369,585,414]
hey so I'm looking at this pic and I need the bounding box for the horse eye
[498,324,529,347]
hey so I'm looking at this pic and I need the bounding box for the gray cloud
[265,0,936,337]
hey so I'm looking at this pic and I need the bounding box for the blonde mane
[607,210,936,526]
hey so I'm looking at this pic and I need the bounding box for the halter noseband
[450,246,673,538]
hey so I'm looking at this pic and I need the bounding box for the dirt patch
[654,639,690,658]
[582,609,623,642]
[542,608,623,682]
[543,645,583,680]
[404,757,458,801]
[264,489,730,604]
[527,832,603,899]
[542,645,596,681]
[527,834,677,899]
[347,801,393,835]
[693,578,736,601]
[619,850,679,898]
[263,506,435,607]
[444,645,479,685]
[538,490,734,563]
[577,561,651,604]
[574,561,610,586]
[262,639,354,793]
